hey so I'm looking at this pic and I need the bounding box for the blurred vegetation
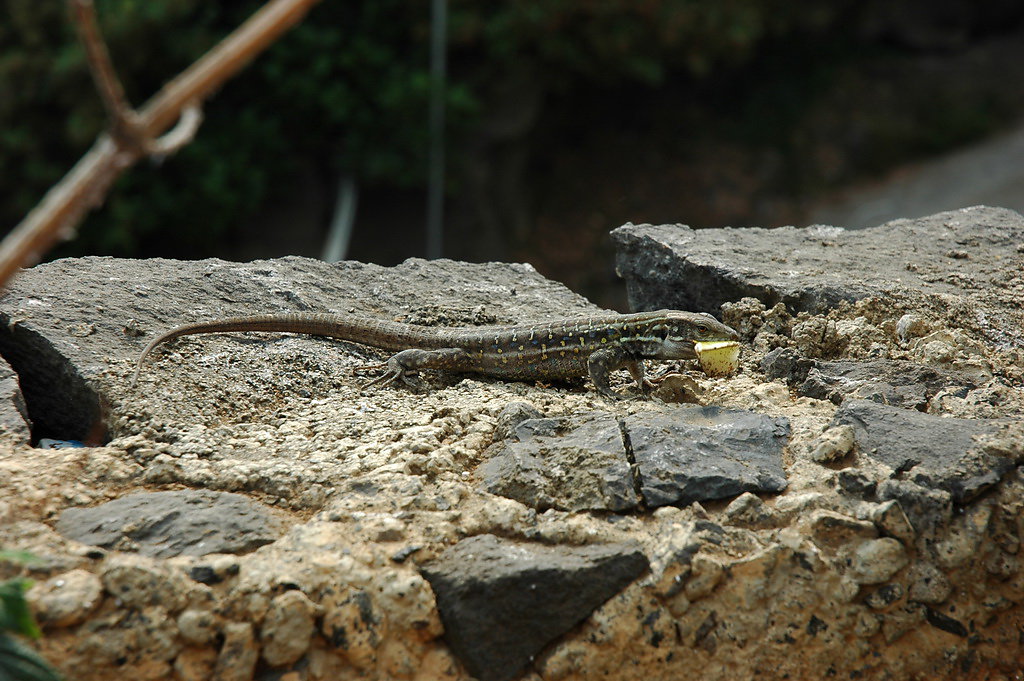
[1,1,478,256]
[0,0,850,257]
[0,551,62,681]
[0,0,1020,260]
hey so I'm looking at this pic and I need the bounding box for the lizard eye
[696,324,710,334]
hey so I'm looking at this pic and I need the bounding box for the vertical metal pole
[426,0,447,259]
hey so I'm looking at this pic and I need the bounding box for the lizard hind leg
[356,348,470,391]
[356,356,424,390]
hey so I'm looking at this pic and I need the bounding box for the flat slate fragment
[832,399,1017,503]
[798,359,979,409]
[56,489,284,558]
[625,407,790,507]
[420,534,648,681]
[479,413,638,512]
[611,206,1024,343]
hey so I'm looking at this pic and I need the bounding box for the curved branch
[0,0,323,288]
[138,0,322,137]
[70,0,142,148]
[146,104,204,157]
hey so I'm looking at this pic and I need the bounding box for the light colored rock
[851,538,909,585]
[27,568,102,627]
[260,590,319,667]
[774,492,825,515]
[177,608,219,645]
[723,492,778,528]
[320,587,382,669]
[101,555,190,611]
[809,424,855,463]
[174,647,218,681]
[870,500,916,545]
[907,563,952,605]
[807,510,877,551]
[792,317,849,358]
[684,555,725,601]
[934,508,991,570]
[896,314,929,343]
[413,645,463,681]
[213,622,259,681]
[379,638,419,679]
[377,572,443,640]
[306,644,353,679]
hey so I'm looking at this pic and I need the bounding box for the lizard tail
[130,313,447,387]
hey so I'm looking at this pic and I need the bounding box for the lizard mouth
[658,338,697,360]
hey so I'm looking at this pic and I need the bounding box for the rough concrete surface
[0,207,1022,681]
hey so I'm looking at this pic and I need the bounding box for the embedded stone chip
[260,590,319,667]
[27,569,103,628]
[851,538,909,585]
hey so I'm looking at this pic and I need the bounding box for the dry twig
[0,0,322,288]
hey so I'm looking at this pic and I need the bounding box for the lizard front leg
[624,359,656,394]
[360,348,471,389]
[587,345,638,398]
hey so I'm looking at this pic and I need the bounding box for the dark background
[3,0,1024,307]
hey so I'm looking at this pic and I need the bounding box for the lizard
[131,310,740,398]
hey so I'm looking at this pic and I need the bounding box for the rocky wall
[0,206,1022,680]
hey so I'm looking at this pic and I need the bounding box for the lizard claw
[356,357,423,390]
[596,388,626,401]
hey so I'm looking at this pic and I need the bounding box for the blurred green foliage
[2,0,1008,258]
[1,0,479,256]
[0,551,63,681]
[451,1,842,86]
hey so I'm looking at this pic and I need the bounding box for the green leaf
[0,552,40,566]
[0,580,39,639]
[0,632,63,681]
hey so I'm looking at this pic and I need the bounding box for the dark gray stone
[876,479,952,536]
[761,348,814,385]
[491,401,544,441]
[865,583,905,610]
[835,400,1018,504]
[835,470,878,499]
[56,489,284,558]
[0,355,30,445]
[480,413,638,512]
[799,360,978,408]
[625,407,790,507]
[481,407,791,511]
[420,534,648,681]
[610,207,1024,343]
[0,257,599,440]
[924,607,968,638]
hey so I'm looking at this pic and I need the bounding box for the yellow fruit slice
[694,341,740,377]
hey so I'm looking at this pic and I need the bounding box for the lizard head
[645,311,740,360]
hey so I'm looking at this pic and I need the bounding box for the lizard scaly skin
[132,310,740,397]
